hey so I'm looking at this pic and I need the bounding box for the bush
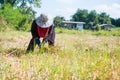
[96,24,101,31]
[0,4,32,31]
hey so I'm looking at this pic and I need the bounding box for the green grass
[90,30,120,36]
[55,27,83,34]
[55,27,120,36]
[0,28,120,80]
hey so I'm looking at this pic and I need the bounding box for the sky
[33,0,120,20]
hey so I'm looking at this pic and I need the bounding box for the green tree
[116,18,120,27]
[2,0,40,17]
[2,0,41,8]
[54,16,65,27]
[111,18,116,26]
[0,0,41,31]
[71,9,88,22]
[0,4,28,30]
[111,18,120,27]
[98,12,111,24]
[87,10,98,25]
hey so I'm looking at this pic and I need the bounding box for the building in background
[62,21,85,30]
[100,24,114,31]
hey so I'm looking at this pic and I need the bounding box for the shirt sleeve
[42,24,55,43]
[48,24,55,35]
[31,20,39,38]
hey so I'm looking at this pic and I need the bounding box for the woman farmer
[27,13,55,52]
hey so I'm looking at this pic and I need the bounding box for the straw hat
[36,13,53,28]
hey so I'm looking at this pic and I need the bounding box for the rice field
[0,28,120,80]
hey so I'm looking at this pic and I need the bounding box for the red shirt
[37,26,50,38]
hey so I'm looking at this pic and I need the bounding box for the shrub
[0,4,32,31]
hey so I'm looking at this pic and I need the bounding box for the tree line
[54,9,120,28]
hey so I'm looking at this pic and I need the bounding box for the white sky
[33,0,120,20]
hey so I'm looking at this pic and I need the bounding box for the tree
[98,12,111,24]
[1,0,40,17]
[2,0,41,8]
[87,10,98,25]
[116,18,120,27]
[111,18,116,25]
[0,0,4,4]
[0,0,4,9]
[54,16,65,27]
[111,18,120,27]
[0,0,41,31]
[71,9,88,22]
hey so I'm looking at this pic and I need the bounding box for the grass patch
[55,27,83,34]
[90,30,120,36]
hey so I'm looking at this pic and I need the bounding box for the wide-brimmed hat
[36,13,53,28]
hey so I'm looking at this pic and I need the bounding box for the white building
[62,21,85,30]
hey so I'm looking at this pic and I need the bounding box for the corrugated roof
[62,21,85,24]
[100,24,113,26]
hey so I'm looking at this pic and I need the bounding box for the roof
[62,21,85,24]
[100,24,113,27]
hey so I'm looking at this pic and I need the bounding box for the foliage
[96,24,101,31]
[4,0,39,19]
[87,10,98,25]
[54,16,65,27]
[1,0,41,8]
[98,12,111,24]
[71,9,88,22]
[112,18,120,27]
[115,18,120,27]
[111,18,116,26]
[71,9,112,29]
[0,0,41,31]
[0,4,31,31]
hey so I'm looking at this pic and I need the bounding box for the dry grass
[0,30,120,80]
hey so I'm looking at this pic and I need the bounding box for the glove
[42,37,48,45]
[36,38,41,46]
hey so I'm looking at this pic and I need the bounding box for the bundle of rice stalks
[5,48,26,57]
[40,45,62,54]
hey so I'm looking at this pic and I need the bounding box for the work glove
[42,37,48,45]
[36,38,41,46]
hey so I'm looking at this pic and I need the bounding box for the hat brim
[36,17,53,28]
